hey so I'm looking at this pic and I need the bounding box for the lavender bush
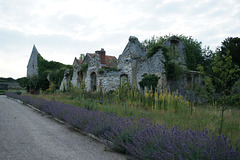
[6,92,240,160]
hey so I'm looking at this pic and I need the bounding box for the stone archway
[78,71,84,81]
[90,72,97,91]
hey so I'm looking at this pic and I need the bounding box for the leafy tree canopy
[37,54,72,91]
[197,50,240,106]
[220,37,240,67]
[17,77,28,88]
[0,77,16,83]
[141,34,211,71]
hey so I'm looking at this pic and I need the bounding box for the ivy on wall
[81,63,88,73]
[139,74,160,91]
[142,34,206,80]
[146,45,168,58]
[142,34,205,71]
[161,48,185,81]
[37,54,73,91]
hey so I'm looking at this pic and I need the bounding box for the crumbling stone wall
[118,36,146,87]
[98,72,120,92]
[70,35,195,97]
[71,58,80,87]
[136,50,166,90]
[118,36,166,90]
[60,69,70,91]
[85,54,101,91]
[163,36,186,65]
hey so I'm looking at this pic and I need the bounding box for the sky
[0,0,239,79]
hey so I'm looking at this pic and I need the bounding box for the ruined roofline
[74,57,82,65]
[27,44,40,68]
[85,49,117,67]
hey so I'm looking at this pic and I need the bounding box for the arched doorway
[90,72,97,91]
[120,74,128,86]
[78,71,83,81]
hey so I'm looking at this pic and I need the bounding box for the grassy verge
[7,91,240,159]
[0,90,6,95]
[32,91,240,143]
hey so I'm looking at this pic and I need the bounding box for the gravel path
[0,95,125,160]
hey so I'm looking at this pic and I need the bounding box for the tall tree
[221,37,240,67]
[197,50,240,134]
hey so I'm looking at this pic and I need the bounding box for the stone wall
[71,58,80,87]
[71,35,197,99]
[163,36,186,65]
[118,36,146,87]
[118,36,166,90]
[60,69,70,91]
[85,54,101,91]
[136,50,166,90]
[98,72,120,92]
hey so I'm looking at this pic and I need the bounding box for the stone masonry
[64,35,200,95]
[27,45,39,77]
[69,36,172,92]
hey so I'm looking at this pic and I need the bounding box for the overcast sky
[0,0,239,79]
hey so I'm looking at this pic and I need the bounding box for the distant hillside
[0,77,17,83]
[0,77,22,89]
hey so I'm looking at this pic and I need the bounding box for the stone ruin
[60,69,71,91]
[63,35,201,96]
[25,35,202,101]
[27,45,39,77]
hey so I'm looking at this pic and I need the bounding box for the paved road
[0,95,125,160]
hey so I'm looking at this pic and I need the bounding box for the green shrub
[139,74,160,91]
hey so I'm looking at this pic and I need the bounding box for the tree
[221,37,240,67]
[37,54,73,91]
[79,54,85,60]
[28,76,40,94]
[17,77,29,88]
[197,50,240,134]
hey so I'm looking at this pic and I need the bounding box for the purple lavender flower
[6,92,240,160]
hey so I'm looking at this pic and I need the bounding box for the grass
[0,90,6,95]
[22,87,240,144]
[29,90,240,144]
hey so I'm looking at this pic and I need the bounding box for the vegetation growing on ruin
[37,54,73,91]
[98,66,118,74]
[102,66,118,72]
[139,74,160,91]
[17,55,73,92]
[142,34,211,71]
[81,63,88,73]
[146,45,168,58]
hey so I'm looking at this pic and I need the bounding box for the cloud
[0,0,240,78]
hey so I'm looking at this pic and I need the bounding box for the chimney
[96,48,106,64]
